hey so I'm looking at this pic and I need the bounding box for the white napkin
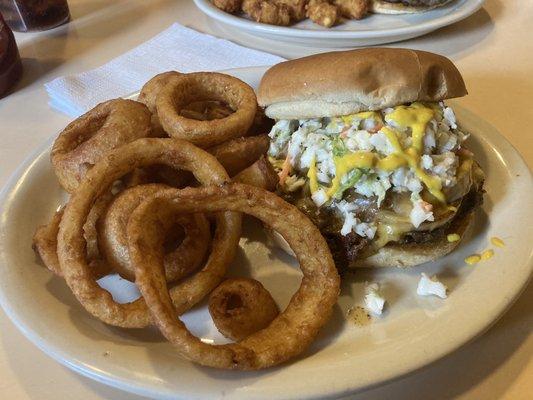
[45,23,285,117]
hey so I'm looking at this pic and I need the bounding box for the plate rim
[0,65,532,400]
[193,0,485,39]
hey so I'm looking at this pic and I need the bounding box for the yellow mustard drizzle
[376,122,446,203]
[326,152,375,197]
[306,103,447,205]
[491,237,505,248]
[307,156,319,194]
[465,255,481,265]
[380,127,404,153]
[481,249,494,260]
[385,102,435,152]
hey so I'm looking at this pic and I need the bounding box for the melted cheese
[369,220,413,253]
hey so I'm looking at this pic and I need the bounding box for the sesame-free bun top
[258,48,467,120]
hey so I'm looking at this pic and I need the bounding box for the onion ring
[98,183,210,283]
[208,278,279,341]
[124,135,270,188]
[33,208,65,277]
[128,183,340,370]
[233,156,279,191]
[180,100,234,121]
[208,135,270,176]
[57,138,241,328]
[156,72,257,147]
[138,71,182,114]
[33,194,114,280]
[138,71,182,136]
[51,99,152,193]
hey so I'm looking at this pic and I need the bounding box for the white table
[0,0,531,399]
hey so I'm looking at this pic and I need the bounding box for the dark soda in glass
[0,12,22,97]
[0,0,70,32]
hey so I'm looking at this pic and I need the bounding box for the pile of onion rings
[32,71,340,370]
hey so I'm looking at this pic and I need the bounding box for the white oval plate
[0,67,531,400]
[193,0,485,47]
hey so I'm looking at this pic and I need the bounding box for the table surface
[0,0,531,399]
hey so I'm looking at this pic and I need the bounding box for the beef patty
[280,185,484,274]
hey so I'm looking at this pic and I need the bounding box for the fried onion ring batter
[156,72,257,147]
[51,99,152,193]
[33,192,114,280]
[138,71,182,136]
[128,183,340,369]
[208,278,279,341]
[57,138,241,328]
[98,183,210,283]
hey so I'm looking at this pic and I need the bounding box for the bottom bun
[370,0,454,14]
[351,212,473,268]
[266,211,473,269]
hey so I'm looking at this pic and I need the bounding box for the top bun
[370,0,455,15]
[258,48,467,120]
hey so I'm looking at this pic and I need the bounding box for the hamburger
[258,48,484,270]
[370,0,455,14]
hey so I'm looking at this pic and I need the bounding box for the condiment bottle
[0,12,22,97]
[0,0,70,32]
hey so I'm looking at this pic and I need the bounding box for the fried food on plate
[276,0,308,21]
[33,193,115,280]
[334,0,369,19]
[33,209,65,276]
[33,69,345,371]
[242,0,292,26]
[51,99,152,193]
[307,0,339,27]
[213,0,243,13]
[208,278,279,341]
[98,183,210,283]
[180,100,234,121]
[123,134,270,190]
[128,183,340,369]
[138,71,182,114]
[138,71,182,136]
[233,156,279,191]
[56,138,241,328]
[156,72,257,147]
[208,134,270,176]
[213,0,372,27]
